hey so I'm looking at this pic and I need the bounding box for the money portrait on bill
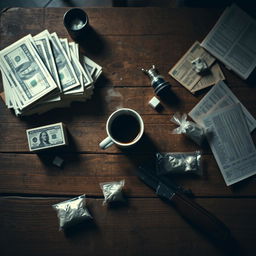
[26,123,68,151]
[38,131,52,147]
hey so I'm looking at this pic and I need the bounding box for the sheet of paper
[201,4,256,80]
[188,81,256,132]
[191,62,225,93]
[203,104,256,186]
[169,41,216,91]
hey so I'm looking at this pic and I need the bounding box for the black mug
[63,8,89,40]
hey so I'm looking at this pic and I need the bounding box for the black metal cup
[63,8,89,40]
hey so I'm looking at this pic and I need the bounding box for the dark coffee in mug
[110,114,141,143]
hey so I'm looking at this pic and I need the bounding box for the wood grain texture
[0,88,255,153]
[0,8,255,89]
[0,7,256,256]
[0,114,255,153]
[0,153,255,197]
[0,197,255,256]
[0,86,255,123]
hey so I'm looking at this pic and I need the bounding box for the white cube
[148,96,161,109]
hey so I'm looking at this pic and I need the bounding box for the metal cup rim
[63,8,89,32]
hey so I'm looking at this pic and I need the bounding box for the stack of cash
[26,122,68,151]
[0,30,102,116]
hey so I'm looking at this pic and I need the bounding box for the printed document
[188,81,256,132]
[201,4,256,79]
[169,41,225,93]
[203,104,256,186]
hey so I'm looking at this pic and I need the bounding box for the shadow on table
[106,194,130,209]
[119,132,246,256]
[69,76,111,117]
[160,88,182,110]
[119,133,161,167]
[210,234,244,256]
[229,174,256,194]
[247,68,256,87]
[75,26,108,57]
[37,129,81,169]
[64,219,98,239]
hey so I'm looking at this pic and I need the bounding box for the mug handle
[99,136,114,149]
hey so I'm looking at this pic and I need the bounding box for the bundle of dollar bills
[0,30,102,116]
[26,122,68,151]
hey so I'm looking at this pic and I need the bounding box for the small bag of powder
[52,194,92,231]
[100,180,125,205]
[156,151,203,176]
[171,113,205,145]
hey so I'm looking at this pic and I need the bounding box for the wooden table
[0,7,256,256]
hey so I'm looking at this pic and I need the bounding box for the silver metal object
[142,65,171,96]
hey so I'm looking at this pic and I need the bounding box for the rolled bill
[26,122,68,151]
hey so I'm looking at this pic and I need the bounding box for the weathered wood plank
[0,116,255,152]
[0,7,255,256]
[1,8,221,38]
[0,35,252,89]
[0,121,215,152]
[0,153,255,196]
[0,197,255,256]
[1,8,254,90]
[0,86,255,123]
[0,8,45,43]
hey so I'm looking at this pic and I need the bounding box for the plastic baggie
[171,113,206,145]
[100,180,125,205]
[156,151,203,176]
[52,194,93,231]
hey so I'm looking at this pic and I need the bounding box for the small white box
[148,96,161,109]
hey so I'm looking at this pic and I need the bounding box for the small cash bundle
[26,122,68,151]
[171,113,205,145]
[156,151,202,176]
[0,30,102,116]
[100,180,125,205]
[52,195,93,231]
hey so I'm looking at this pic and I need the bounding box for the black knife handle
[170,192,230,241]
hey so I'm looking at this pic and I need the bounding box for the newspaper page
[188,81,256,132]
[201,4,256,80]
[203,104,256,186]
[169,41,216,91]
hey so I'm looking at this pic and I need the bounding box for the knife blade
[137,165,231,242]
